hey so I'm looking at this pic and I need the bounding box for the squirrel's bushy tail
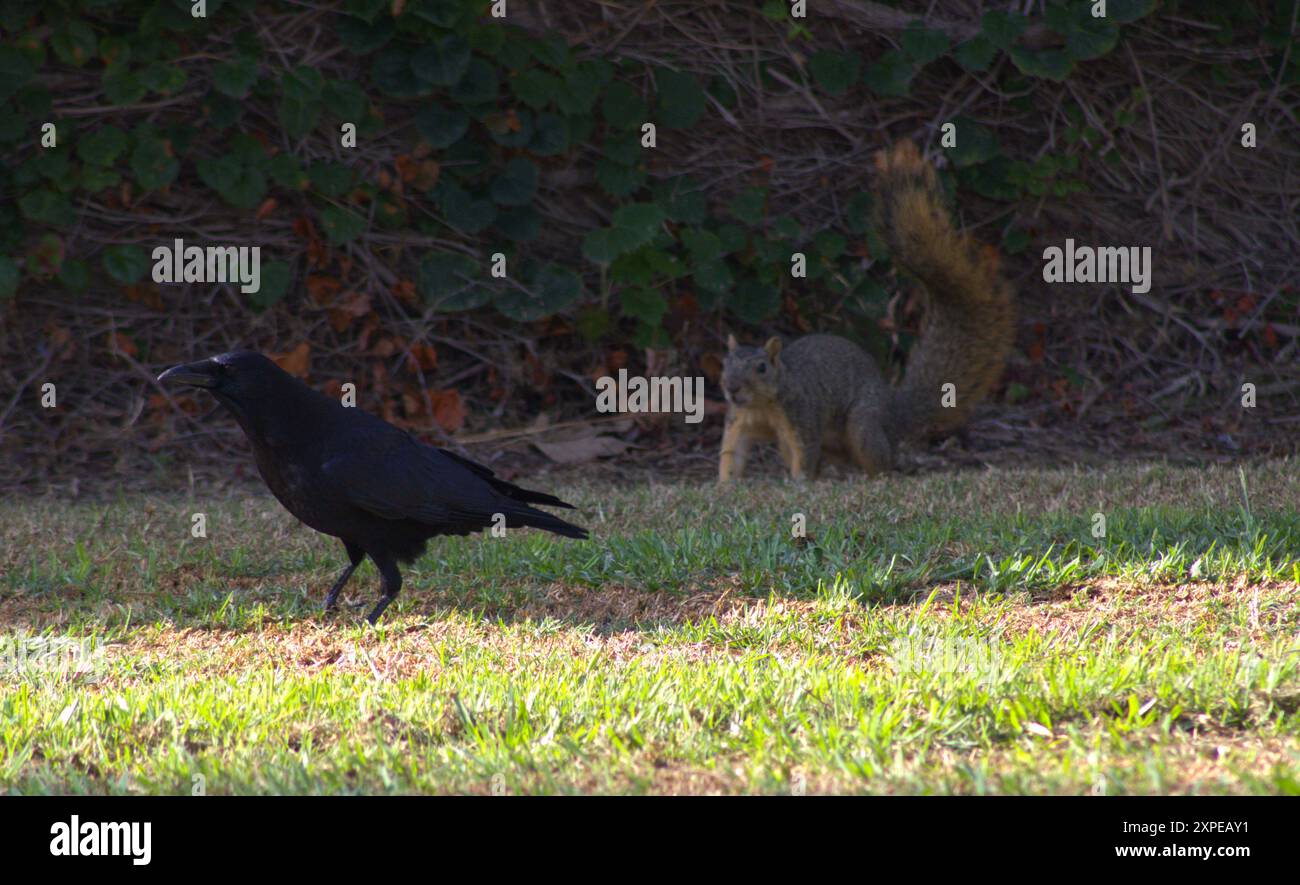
[873,140,1016,442]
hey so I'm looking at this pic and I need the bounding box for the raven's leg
[324,541,366,610]
[364,552,403,625]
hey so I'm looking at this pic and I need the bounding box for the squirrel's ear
[764,337,782,361]
[726,333,738,352]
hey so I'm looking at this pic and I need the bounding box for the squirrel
[718,139,1016,482]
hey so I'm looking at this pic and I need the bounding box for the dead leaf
[533,435,630,464]
[430,389,466,433]
[271,342,311,378]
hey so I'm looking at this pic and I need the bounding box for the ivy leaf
[493,206,541,242]
[415,103,469,149]
[336,13,395,54]
[495,264,583,321]
[863,50,914,97]
[954,35,997,72]
[0,256,19,299]
[654,68,705,128]
[101,244,149,284]
[319,205,366,243]
[901,21,950,66]
[213,56,259,99]
[729,187,767,223]
[489,157,538,206]
[140,61,187,95]
[130,135,179,191]
[450,57,498,104]
[982,10,1029,49]
[512,67,561,108]
[601,81,648,129]
[945,117,1000,168]
[437,181,497,234]
[52,21,98,67]
[249,260,291,309]
[582,203,666,264]
[621,287,667,325]
[77,126,128,166]
[528,112,569,156]
[1008,46,1074,81]
[280,67,324,137]
[596,160,646,198]
[370,48,425,98]
[419,251,489,310]
[103,63,146,105]
[324,80,368,122]
[412,36,471,87]
[19,190,75,226]
[809,50,861,96]
[730,277,780,323]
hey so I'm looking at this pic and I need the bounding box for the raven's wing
[321,433,500,526]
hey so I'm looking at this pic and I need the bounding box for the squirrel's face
[722,336,782,406]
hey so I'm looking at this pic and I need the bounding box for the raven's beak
[158,360,219,388]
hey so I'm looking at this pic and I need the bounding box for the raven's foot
[365,595,397,625]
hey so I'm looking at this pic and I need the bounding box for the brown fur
[718,140,1016,482]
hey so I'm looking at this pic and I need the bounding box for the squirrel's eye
[757,363,767,374]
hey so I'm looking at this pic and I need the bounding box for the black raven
[158,350,588,624]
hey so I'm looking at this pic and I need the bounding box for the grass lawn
[2,461,1299,794]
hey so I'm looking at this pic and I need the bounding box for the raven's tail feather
[505,505,590,540]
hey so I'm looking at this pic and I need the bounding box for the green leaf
[269,153,308,190]
[954,35,997,72]
[729,187,767,222]
[103,63,145,105]
[582,203,666,263]
[59,258,89,294]
[309,162,354,198]
[249,260,291,309]
[681,227,723,261]
[77,126,128,166]
[1008,46,1074,81]
[597,160,646,198]
[863,51,914,97]
[19,189,75,226]
[529,112,569,156]
[140,61,187,95]
[0,256,19,299]
[621,287,667,325]
[1061,6,1120,61]
[324,80,368,122]
[982,10,1028,49]
[52,21,98,67]
[654,68,705,128]
[493,205,541,242]
[901,21,951,65]
[0,47,35,104]
[419,251,488,310]
[213,56,258,99]
[80,166,120,192]
[437,181,497,234]
[730,277,780,323]
[512,67,561,109]
[601,81,648,129]
[1108,0,1157,23]
[809,50,861,96]
[131,135,179,191]
[416,103,469,149]
[101,244,149,284]
[412,36,471,87]
[319,205,366,243]
[557,60,611,114]
[371,49,425,99]
[280,67,324,137]
[336,13,395,54]
[197,154,266,208]
[946,117,1000,168]
[489,157,538,206]
[496,264,583,321]
[693,258,733,294]
[450,57,498,104]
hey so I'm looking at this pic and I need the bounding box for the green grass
[2,461,1299,794]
